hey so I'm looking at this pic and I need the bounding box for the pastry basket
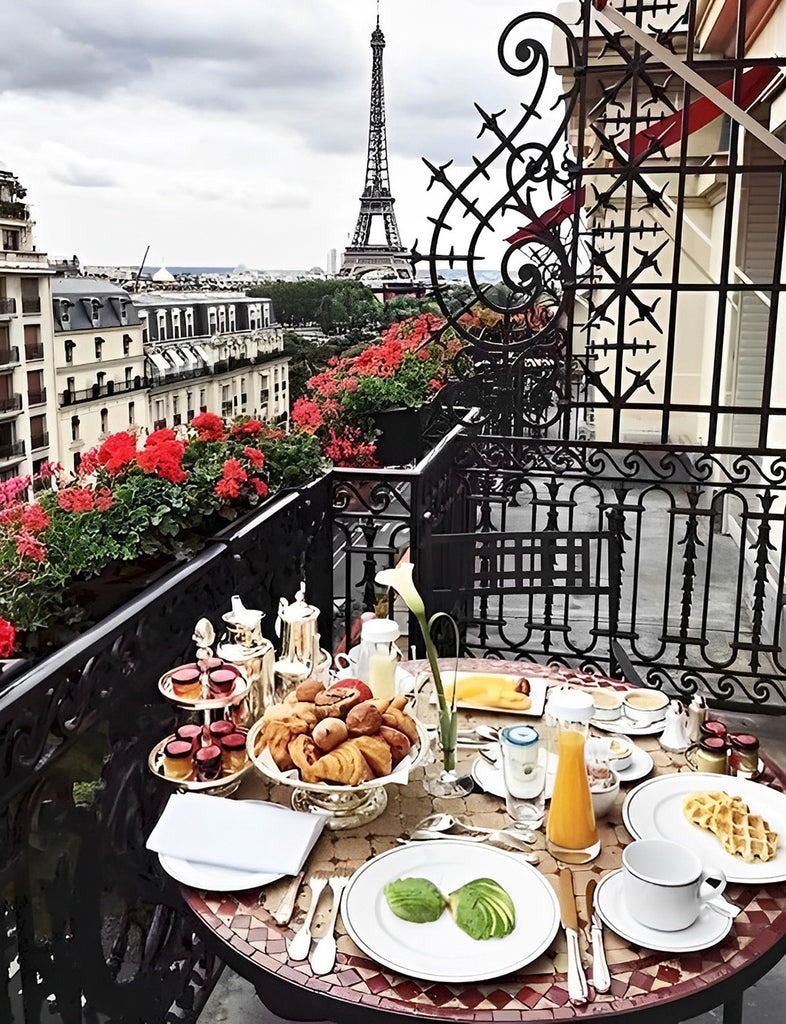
[246,715,430,830]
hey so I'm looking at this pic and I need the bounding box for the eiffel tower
[340,9,414,281]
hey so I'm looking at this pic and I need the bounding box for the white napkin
[147,794,324,873]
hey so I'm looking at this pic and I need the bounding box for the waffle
[682,790,779,864]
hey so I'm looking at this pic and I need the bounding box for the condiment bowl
[622,688,669,725]
[590,688,623,721]
[590,768,620,818]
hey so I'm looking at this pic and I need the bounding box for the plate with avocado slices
[340,838,560,981]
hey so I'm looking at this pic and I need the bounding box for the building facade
[0,170,57,484]
[51,278,146,473]
[133,293,288,429]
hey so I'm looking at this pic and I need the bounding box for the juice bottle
[545,687,600,863]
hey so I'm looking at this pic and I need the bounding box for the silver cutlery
[586,878,610,994]
[272,870,304,927]
[310,875,350,976]
[397,830,539,863]
[287,874,327,961]
[412,812,536,843]
[558,867,588,1005]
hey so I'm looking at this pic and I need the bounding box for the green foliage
[248,279,381,336]
[258,429,328,490]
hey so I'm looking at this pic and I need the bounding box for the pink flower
[16,531,47,562]
[20,503,50,532]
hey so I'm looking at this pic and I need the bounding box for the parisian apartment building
[0,170,58,484]
[1,167,289,482]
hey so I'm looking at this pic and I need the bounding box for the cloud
[39,143,119,188]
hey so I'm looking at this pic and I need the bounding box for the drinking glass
[500,725,547,832]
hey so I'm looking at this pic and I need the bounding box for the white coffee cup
[333,647,360,673]
[622,839,726,931]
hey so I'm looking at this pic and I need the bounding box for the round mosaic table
[180,661,786,1024]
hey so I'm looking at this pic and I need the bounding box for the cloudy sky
[0,0,565,270]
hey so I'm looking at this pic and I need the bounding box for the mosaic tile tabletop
[180,661,786,1021]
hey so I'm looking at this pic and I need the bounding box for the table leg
[722,993,744,1024]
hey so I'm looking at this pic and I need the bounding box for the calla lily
[375,561,459,771]
[375,563,425,617]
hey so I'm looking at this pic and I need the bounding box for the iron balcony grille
[60,378,148,405]
[31,432,48,451]
[28,389,46,406]
[21,297,41,315]
[0,346,19,366]
[0,439,25,460]
[25,343,44,360]
[0,298,16,315]
[0,394,22,413]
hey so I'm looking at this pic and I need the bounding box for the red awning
[505,64,780,245]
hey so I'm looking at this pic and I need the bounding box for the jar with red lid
[686,735,728,773]
[221,732,247,774]
[729,733,760,778]
[700,719,728,741]
[194,744,223,781]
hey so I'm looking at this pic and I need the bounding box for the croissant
[381,706,418,745]
[264,722,297,771]
[288,734,321,783]
[310,739,374,785]
[353,734,393,777]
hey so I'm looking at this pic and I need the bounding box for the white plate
[340,839,560,982]
[594,869,732,952]
[470,745,652,800]
[158,853,284,891]
[623,772,786,884]
[435,671,548,718]
[591,713,665,736]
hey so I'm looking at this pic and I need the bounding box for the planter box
[372,406,425,466]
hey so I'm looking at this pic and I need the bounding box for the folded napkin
[147,794,324,874]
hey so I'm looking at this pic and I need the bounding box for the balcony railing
[0,439,24,460]
[22,297,41,315]
[31,432,49,451]
[0,346,19,367]
[0,394,22,413]
[28,388,47,406]
[0,200,28,220]
[148,366,210,387]
[0,298,16,316]
[61,377,147,406]
[25,343,44,361]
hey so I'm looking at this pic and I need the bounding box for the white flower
[375,562,425,617]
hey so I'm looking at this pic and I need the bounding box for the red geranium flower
[230,418,263,438]
[249,478,269,498]
[145,427,177,447]
[16,531,47,562]
[0,617,16,658]
[243,446,265,467]
[57,488,96,512]
[136,439,187,483]
[98,432,138,474]
[191,412,225,441]
[20,503,50,532]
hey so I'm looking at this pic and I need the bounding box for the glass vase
[422,712,474,798]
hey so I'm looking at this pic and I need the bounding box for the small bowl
[607,737,633,771]
[590,768,620,818]
[590,688,623,721]
[623,688,669,725]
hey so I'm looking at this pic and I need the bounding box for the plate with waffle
[623,772,786,884]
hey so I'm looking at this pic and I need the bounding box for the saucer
[594,870,732,952]
[613,745,654,783]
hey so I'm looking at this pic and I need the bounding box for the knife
[558,868,588,1005]
[586,879,611,994]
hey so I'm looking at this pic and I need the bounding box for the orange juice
[547,729,599,860]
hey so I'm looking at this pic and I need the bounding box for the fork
[287,874,327,961]
[310,875,350,976]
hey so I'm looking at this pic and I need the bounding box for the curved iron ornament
[410,12,581,434]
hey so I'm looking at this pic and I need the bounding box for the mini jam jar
[700,719,728,741]
[176,723,203,753]
[194,744,223,782]
[208,666,239,698]
[729,733,760,778]
[163,739,194,781]
[221,732,247,774]
[169,664,203,700]
[208,720,236,745]
[690,736,728,774]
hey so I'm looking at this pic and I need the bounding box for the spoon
[456,726,500,746]
[397,831,539,863]
[412,813,536,845]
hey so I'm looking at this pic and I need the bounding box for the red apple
[329,676,373,702]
